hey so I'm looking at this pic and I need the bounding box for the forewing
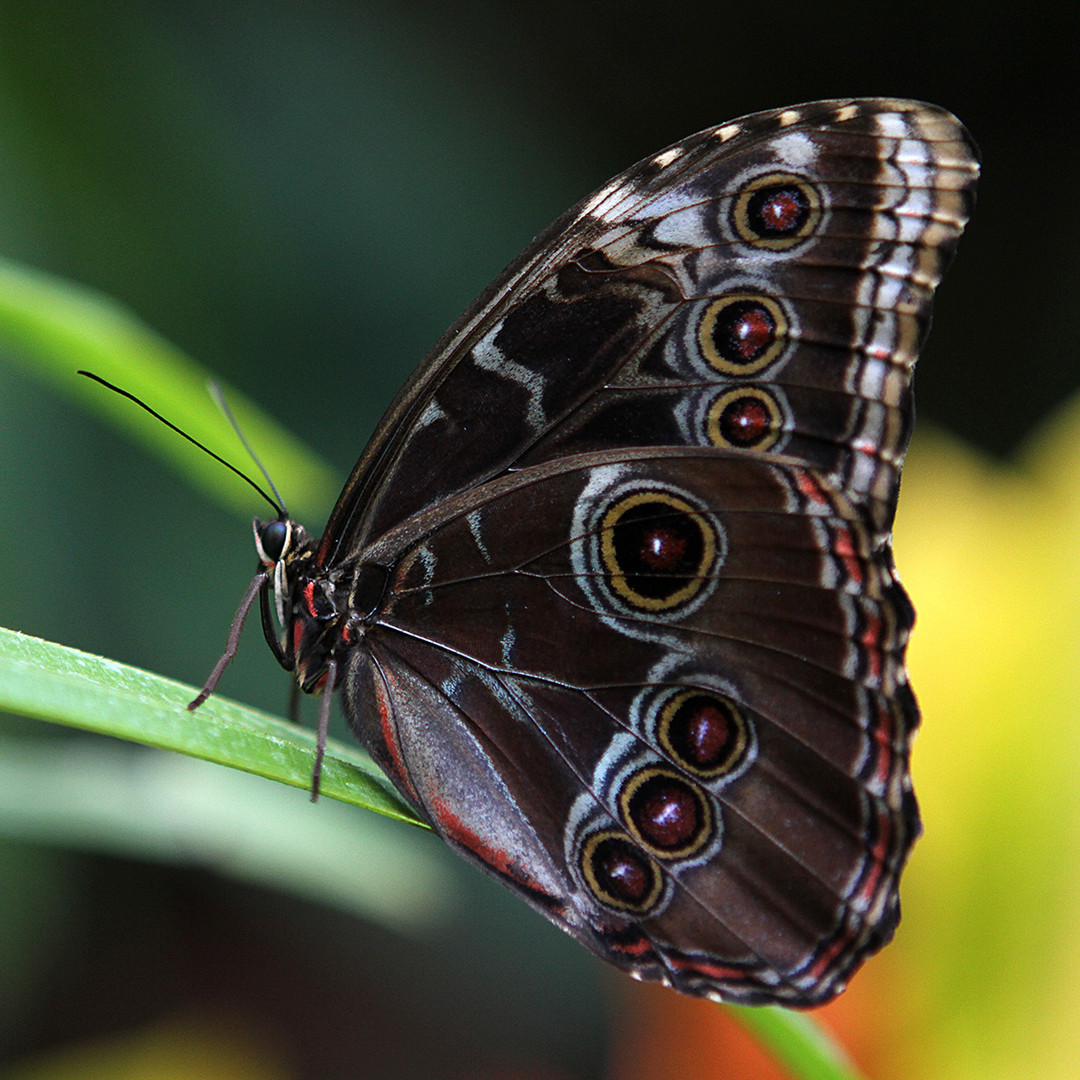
[321,98,976,564]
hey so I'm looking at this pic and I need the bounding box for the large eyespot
[731,172,822,250]
[656,690,752,780]
[706,386,784,450]
[580,830,665,914]
[618,766,715,860]
[698,294,788,375]
[599,490,719,612]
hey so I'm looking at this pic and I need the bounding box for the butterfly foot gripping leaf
[214,99,978,1006]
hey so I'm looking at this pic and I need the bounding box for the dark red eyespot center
[731,306,775,359]
[608,500,708,602]
[711,300,777,365]
[719,395,772,446]
[639,526,688,570]
[758,189,803,232]
[683,701,733,766]
[747,184,810,237]
[593,837,654,903]
[663,693,747,776]
[628,775,702,850]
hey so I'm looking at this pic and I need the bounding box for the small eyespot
[656,690,752,780]
[618,766,715,860]
[706,387,783,450]
[731,172,822,250]
[698,294,788,375]
[580,830,665,914]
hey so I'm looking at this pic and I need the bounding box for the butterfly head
[250,514,327,690]
[254,514,304,628]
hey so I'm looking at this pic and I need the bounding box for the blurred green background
[1,3,1077,1079]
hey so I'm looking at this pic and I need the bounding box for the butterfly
[194,99,977,1006]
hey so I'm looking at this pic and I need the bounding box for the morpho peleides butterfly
[184,99,977,1006]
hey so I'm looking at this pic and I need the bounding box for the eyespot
[618,766,715,860]
[706,387,784,450]
[698,294,788,375]
[731,172,822,250]
[599,490,719,612]
[656,690,752,780]
[580,830,665,914]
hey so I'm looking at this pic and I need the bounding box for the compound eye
[256,517,290,564]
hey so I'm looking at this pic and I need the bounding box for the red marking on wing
[431,795,520,878]
[831,523,864,586]
[667,954,756,983]
[802,930,850,982]
[869,703,898,789]
[373,671,419,803]
[855,811,892,908]
[429,795,563,913]
[795,470,830,505]
[801,807,897,985]
[607,932,658,960]
[859,610,883,681]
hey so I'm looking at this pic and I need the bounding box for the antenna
[207,380,287,512]
[78,371,283,515]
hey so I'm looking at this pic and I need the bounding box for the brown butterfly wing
[312,99,976,1004]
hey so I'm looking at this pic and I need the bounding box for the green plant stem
[731,1005,868,1080]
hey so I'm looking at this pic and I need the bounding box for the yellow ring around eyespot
[697,293,788,376]
[657,690,750,779]
[706,386,783,450]
[580,829,665,914]
[731,171,822,251]
[618,765,714,860]
[599,490,717,611]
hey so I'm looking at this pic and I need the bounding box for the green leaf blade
[0,626,424,826]
[0,254,341,522]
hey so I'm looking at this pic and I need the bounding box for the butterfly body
[254,99,977,1005]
